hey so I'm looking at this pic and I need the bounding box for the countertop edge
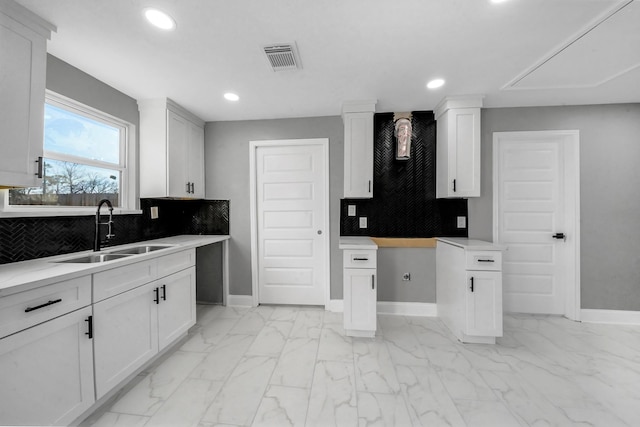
[0,235,230,297]
[338,237,378,250]
[436,237,506,251]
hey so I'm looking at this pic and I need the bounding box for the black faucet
[94,199,115,251]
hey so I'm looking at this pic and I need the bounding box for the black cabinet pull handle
[470,277,474,292]
[153,287,160,304]
[85,316,93,339]
[552,233,566,241]
[477,259,495,263]
[162,284,167,301]
[186,182,191,193]
[25,298,62,313]
[353,257,369,261]
[371,275,375,290]
[368,180,372,193]
[453,179,457,192]
[35,156,44,178]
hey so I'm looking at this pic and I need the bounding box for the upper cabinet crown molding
[138,98,205,199]
[342,99,377,199]
[0,1,55,188]
[435,95,484,199]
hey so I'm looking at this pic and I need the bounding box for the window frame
[0,90,140,217]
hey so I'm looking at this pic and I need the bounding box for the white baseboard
[227,294,254,307]
[325,299,436,317]
[580,309,640,325]
[377,301,437,317]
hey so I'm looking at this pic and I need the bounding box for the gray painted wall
[469,104,640,311]
[204,117,344,298]
[377,248,436,303]
[46,54,139,126]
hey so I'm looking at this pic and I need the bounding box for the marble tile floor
[81,304,640,427]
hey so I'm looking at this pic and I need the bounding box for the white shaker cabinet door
[157,266,196,350]
[93,282,159,399]
[0,5,50,187]
[0,306,94,426]
[465,271,502,337]
[343,268,377,335]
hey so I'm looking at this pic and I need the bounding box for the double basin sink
[55,245,174,264]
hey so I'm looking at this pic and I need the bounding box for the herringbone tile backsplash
[340,111,468,238]
[0,199,229,264]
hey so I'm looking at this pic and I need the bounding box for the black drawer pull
[161,284,167,301]
[25,298,62,313]
[477,259,495,263]
[153,287,160,304]
[470,277,474,292]
[353,257,369,261]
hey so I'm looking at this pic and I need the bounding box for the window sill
[0,208,143,218]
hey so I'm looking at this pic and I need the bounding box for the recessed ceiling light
[144,8,176,30]
[224,93,240,101]
[426,79,445,89]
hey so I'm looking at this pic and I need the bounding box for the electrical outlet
[457,216,466,228]
[359,217,368,228]
[150,206,159,219]
[402,272,411,281]
[348,205,356,216]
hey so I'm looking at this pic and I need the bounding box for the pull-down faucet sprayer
[94,199,115,251]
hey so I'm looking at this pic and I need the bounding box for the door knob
[317,230,322,235]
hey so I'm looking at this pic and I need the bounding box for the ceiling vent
[263,43,301,71]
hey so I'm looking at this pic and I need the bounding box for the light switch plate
[348,205,356,216]
[359,217,368,228]
[150,206,159,219]
[457,216,466,228]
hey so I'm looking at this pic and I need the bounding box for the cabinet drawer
[0,275,91,339]
[343,250,377,269]
[93,259,157,302]
[157,249,195,278]
[466,251,502,271]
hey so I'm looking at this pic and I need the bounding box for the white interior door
[251,139,329,306]
[493,131,580,319]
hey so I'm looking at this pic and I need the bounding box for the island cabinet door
[343,268,377,332]
[0,306,94,426]
[465,271,503,337]
[93,282,159,399]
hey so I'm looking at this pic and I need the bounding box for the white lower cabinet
[93,265,196,399]
[343,268,377,337]
[0,306,94,425]
[93,282,159,399]
[342,248,377,337]
[157,267,196,349]
[436,238,503,344]
[465,271,502,337]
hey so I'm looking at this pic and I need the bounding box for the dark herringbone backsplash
[341,111,468,238]
[0,199,229,264]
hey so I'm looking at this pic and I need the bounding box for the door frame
[493,130,581,321]
[249,138,331,308]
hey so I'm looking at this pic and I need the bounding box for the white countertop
[436,237,505,251]
[0,235,230,297]
[338,236,378,250]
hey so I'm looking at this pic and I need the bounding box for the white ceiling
[15,0,640,122]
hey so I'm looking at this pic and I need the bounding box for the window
[4,91,136,213]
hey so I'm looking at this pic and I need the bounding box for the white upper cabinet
[342,100,376,198]
[139,98,205,199]
[435,96,483,198]
[0,1,55,188]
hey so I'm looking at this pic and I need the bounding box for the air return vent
[263,43,301,71]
